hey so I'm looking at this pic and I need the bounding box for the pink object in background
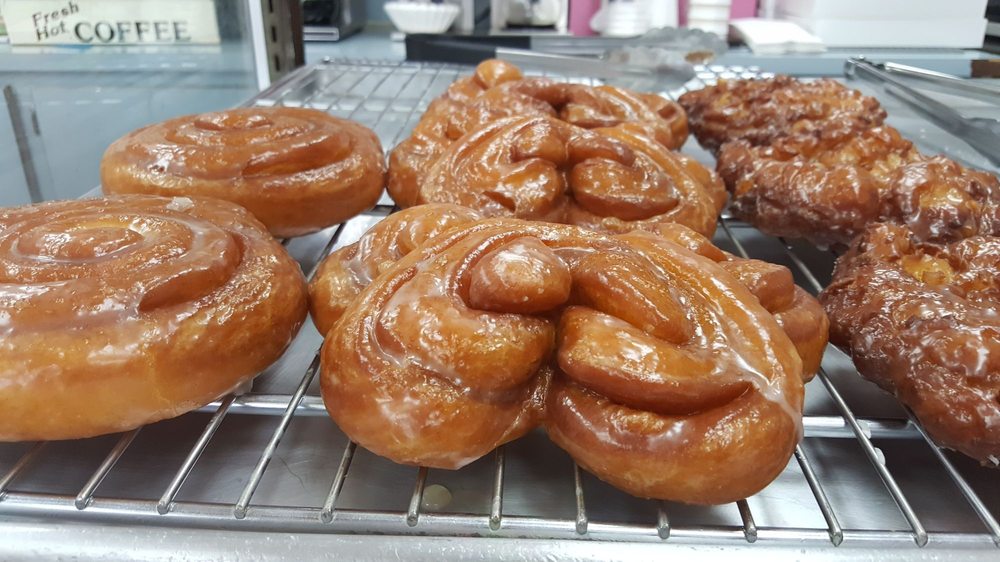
[569,0,601,36]
[680,0,757,25]
[729,0,758,18]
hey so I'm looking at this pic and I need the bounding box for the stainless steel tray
[0,60,998,561]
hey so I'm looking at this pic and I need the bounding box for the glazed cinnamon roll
[678,76,886,153]
[101,107,386,237]
[821,223,1000,465]
[415,115,724,237]
[321,218,805,503]
[0,195,308,441]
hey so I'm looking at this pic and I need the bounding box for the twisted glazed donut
[321,218,804,503]
[416,115,724,237]
[313,212,825,378]
[101,107,386,237]
[0,195,308,441]
[309,204,482,335]
[646,224,828,380]
[388,59,689,208]
[717,125,1000,246]
[678,76,886,153]
[821,224,1000,465]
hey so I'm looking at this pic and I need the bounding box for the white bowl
[384,2,460,34]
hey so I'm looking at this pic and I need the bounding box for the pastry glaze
[314,214,826,380]
[559,85,689,150]
[101,107,385,237]
[309,204,482,335]
[0,195,308,440]
[388,76,569,208]
[416,115,724,237]
[821,224,1000,465]
[678,75,886,154]
[643,223,828,380]
[388,59,689,208]
[321,218,804,503]
[717,125,1000,246]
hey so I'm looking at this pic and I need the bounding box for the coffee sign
[3,0,221,45]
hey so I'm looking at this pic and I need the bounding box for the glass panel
[0,0,260,202]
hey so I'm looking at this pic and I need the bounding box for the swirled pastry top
[387,59,689,208]
[321,218,804,503]
[0,195,308,441]
[387,76,570,208]
[415,115,725,237]
[310,210,826,380]
[678,75,886,153]
[559,84,689,150]
[649,224,828,381]
[309,203,483,335]
[821,223,1000,465]
[717,125,1000,246]
[101,107,386,238]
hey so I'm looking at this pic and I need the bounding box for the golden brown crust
[0,195,308,441]
[314,213,825,382]
[643,224,828,381]
[559,85,689,149]
[678,76,886,153]
[441,58,526,102]
[821,223,1000,465]
[717,125,1000,246]
[101,107,386,237]
[387,59,689,209]
[387,77,568,208]
[415,115,724,237]
[886,156,1000,242]
[309,204,483,335]
[321,218,804,503]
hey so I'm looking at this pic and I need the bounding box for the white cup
[686,0,731,37]
[602,0,647,37]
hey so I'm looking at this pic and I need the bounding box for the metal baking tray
[0,60,998,561]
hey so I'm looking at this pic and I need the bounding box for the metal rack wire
[0,59,998,558]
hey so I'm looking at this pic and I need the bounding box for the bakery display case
[0,0,305,206]
[0,58,998,560]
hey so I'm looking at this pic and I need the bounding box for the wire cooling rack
[0,59,998,560]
